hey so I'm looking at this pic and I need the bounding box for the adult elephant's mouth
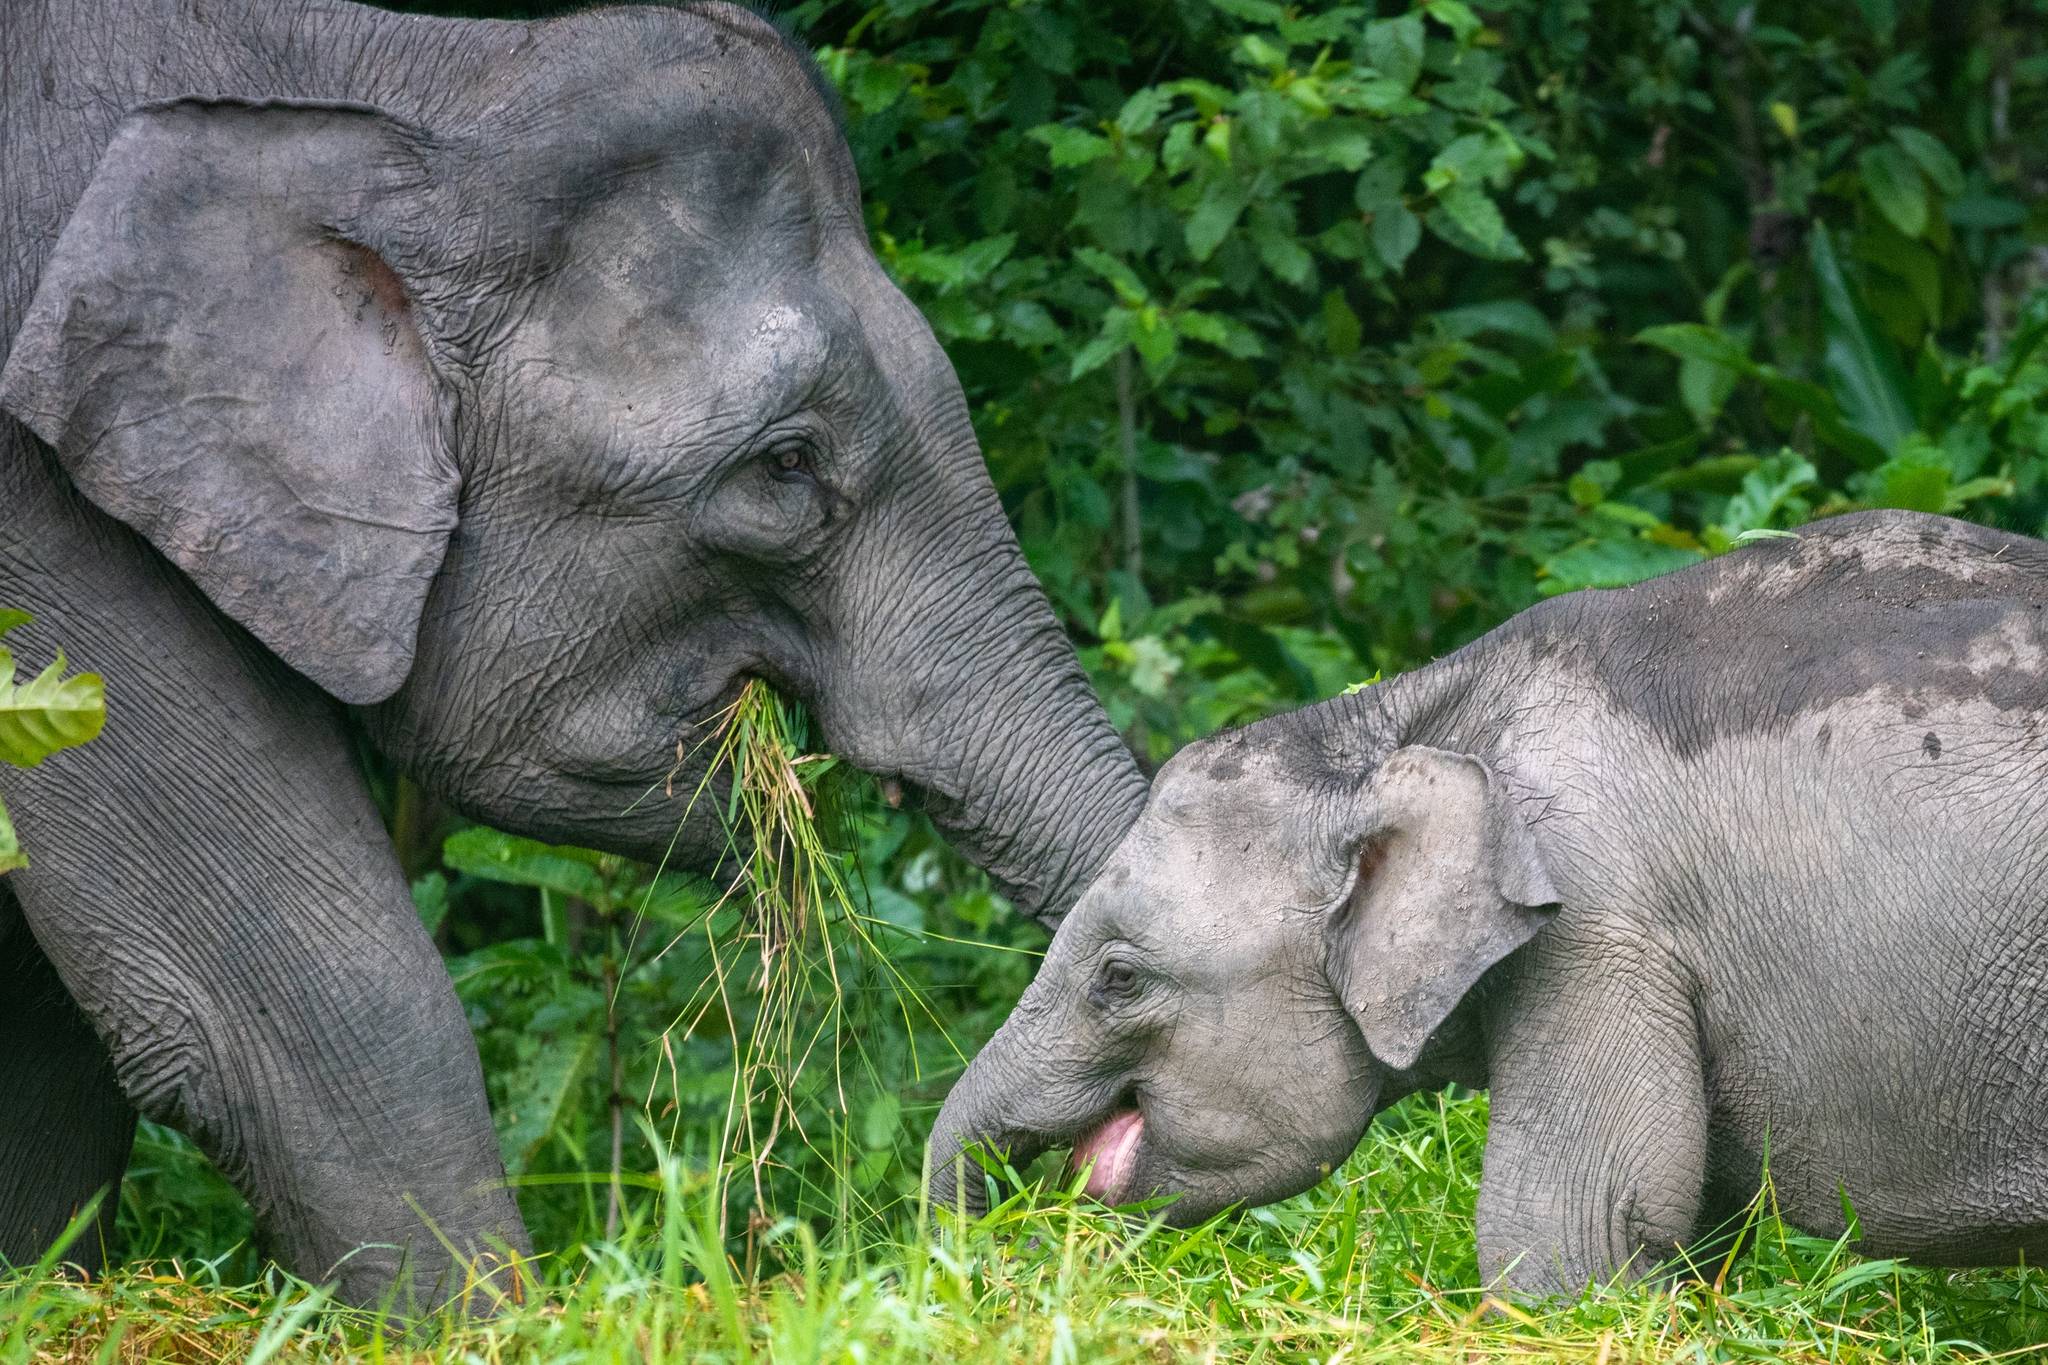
[1069,1107,1145,1202]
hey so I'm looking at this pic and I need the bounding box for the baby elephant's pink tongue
[1070,1109,1143,1200]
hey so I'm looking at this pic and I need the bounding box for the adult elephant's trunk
[810,468,1149,928]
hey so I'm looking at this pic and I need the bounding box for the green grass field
[9,1090,2048,1363]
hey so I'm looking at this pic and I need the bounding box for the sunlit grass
[12,1093,2048,1362]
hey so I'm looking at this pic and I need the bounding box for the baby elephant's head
[925,714,1559,1223]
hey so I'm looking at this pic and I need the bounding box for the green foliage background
[98,0,2048,1339]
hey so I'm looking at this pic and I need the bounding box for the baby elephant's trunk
[924,1009,1062,1217]
[925,1085,1050,1219]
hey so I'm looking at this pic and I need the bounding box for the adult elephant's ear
[1326,747,1560,1071]
[0,97,461,705]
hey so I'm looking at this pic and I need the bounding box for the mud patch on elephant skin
[1923,732,1942,760]
[1494,511,2048,760]
[1204,748,1246,782]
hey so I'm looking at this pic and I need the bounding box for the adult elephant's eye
[765,440,814,484]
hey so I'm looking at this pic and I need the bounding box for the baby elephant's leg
[1476,920,1709,1296]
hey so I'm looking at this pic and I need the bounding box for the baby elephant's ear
[1326,747,1560,1071]
[0,98,460,705]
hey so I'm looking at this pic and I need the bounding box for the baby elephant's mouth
[1069,1108,1144,1201]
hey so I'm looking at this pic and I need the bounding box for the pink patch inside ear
[339,240,412,316]
[1070,1109,1143,1201]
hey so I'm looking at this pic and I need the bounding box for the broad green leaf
[1858,143,1928,238]
[1364,13,1425,91]
[1425,132,1513,192]
[1810,226,1915,457]
[1874,459,1951,512]
[1185,185,1250,261]
[1236,33,1287,70]
[1132,309,1180,378]
[1679,355,1740,427]
[1371,202,1421,271]
[1721,452,1818,533]
[1029,124,1113,168]
[1947,194,2026,229]
[1069,333,1125,380]
[1283,77,1331,116]
[1115,87,1171,136]
[998,298,1063,348]
[1423,0,1482,43]
[1431,185,1518,258]
[1254,225,1314,286]
[1540,537,1704,594]
[0,614,105,875]
[495,1007,605,1174]
[1755,370,1889,468]
[442,826,610,901]
[411,871,450,936]
[1855,225,1942,328]
[1305,124,1374,172]
[847,57,914,114]
[862,884,926,934]
[1636,322,1752,371]
[1891,127,1964,197]
[1203,116,1231,165]
[0,792,23,874]
[1322,291,1361,357]
[1074,246,1148,304]
[0,617,106,770]
[1433,300,1555,347]
[1174,308,1229,345]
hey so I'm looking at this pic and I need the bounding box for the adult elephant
[0,0,1146,1309]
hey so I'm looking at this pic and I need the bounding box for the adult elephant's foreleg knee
[0,893,137,1276]
[76,900,529,1311]
[15,808,528,1309]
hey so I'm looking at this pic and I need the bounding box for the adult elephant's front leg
[1,599,526,1310]
[0,886,136,1275]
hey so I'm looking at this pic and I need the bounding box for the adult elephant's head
[926,716,1560,1218]
[0,5,1145,923]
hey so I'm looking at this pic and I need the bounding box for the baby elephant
[928,509,2048,1294]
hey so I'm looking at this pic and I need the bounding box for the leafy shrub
[0,610,106,873]
[810,0,2048,759]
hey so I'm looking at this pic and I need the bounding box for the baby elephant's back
[1550,508,2048,764]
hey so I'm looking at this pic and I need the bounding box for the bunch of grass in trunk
[649,680,939,1238]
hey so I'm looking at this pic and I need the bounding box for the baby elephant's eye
[1093,956,1141,1005]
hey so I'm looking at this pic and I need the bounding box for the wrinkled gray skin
[0,0,1146,1310]
[932,510,2048,1295]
